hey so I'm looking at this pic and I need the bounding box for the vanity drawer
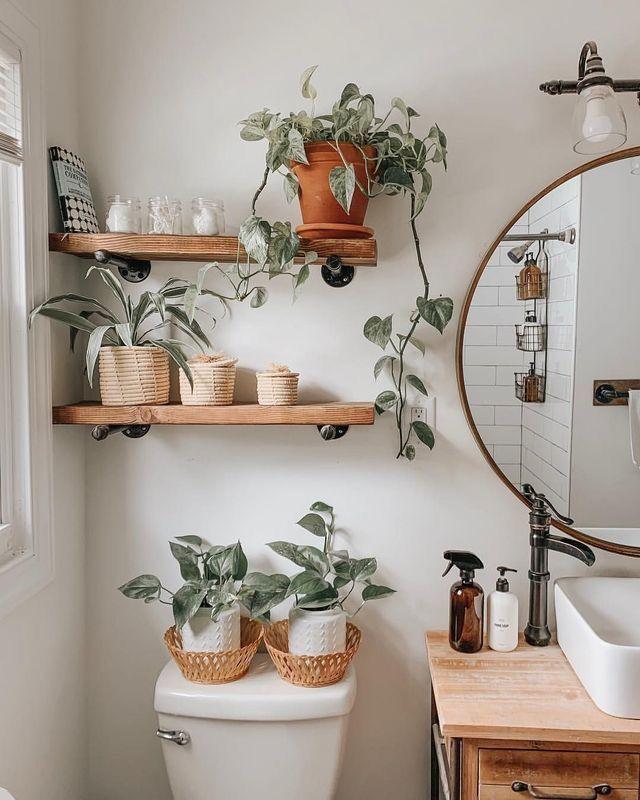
[478,749,639,799]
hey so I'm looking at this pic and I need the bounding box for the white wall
[68,3,640,799]
[570,159,640,526]
[0,1,87,799]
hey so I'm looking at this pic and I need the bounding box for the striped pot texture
[288,607,347,656]
[98,346,170,406]
[179,363,236,405]
[180,605,241,653]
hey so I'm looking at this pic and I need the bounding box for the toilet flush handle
[156,728,191,746]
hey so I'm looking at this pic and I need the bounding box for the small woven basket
[164,617,263,685]
[179,354,237,406]
[264,620,361,687]
[256,364,299,406]
[98,346,170,406]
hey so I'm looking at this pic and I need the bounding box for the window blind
[0,33,21,163]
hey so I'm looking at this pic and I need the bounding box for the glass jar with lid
[147,197,183,234]
[105,195,142,233]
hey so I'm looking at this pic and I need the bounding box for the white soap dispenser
[487,566,518,652]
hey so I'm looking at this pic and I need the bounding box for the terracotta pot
[291,142,377,239]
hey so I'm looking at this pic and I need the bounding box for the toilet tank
[154,655,357,800]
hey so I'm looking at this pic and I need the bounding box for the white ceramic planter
[288,606,347,656]
[180,604,241,653]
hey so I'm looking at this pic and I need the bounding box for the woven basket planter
[256,365,299,406]
[179,355,237,406]
[264,620,361,687]
[98,346,170,406]
[164,617,263,685]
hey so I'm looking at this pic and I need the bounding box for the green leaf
[328,163,356,213]
[250,287,268,308]
[296,586,339,610]
[115,322,133,347]
[294,264,310,290]
[118,574,161,600]
[283,172,300,204]
[339,82,360,107]
[285,571,330,599]
[29,293,118,328]
[152,340,194,389]
[230,542,248,581]
[375,390,398,413]
[382,166,413,191]
[391,96,410,128]
[169,541,201,582]
[172,584,208,629]
[86,266,129,319]
[287,128,308,164]
[374,355,397,379]
[240,123,265,141]
[408,336,425,355]
[175,535,203,548]
[267,541,330,576]
[310,501,333,513]
[299,64,318,101]
[183,284,199,324]
[412,420,435,449]
[85,325,114,388]
[351,557,377,581]
[297,512,327,538]
[406,374,428,396]
[362,584,396,601]
[333,560,352,579]
[363,315,393,349]
[239,215,271,265]
[333,575,351,590]
[416,296,454,334]
[405,444,416,461]
[32,306,100,335]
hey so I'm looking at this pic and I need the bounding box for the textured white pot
[180,604,241,653]
[288,606,347,656]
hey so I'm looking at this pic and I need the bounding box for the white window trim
[0,0,53,617]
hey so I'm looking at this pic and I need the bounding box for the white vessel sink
[555,577,640,719]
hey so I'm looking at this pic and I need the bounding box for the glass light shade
[631,157,640,175]
[572,84,627,154]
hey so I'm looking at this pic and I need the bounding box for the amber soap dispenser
[442,550,485,653]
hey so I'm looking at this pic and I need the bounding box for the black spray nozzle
[442,550,484,579]
[497,566,517,577]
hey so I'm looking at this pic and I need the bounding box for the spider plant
[29,265,220,387]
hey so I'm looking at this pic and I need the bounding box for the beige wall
[0,1,87,799]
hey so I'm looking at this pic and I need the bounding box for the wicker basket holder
[264,620,361,687]
[164,617,263,684]
[98,346,170,406]
[256,365,299,406]
[179,356,237,406]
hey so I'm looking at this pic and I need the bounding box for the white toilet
[154,654,356,800]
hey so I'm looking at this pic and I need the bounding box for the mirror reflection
[462,154,640,534]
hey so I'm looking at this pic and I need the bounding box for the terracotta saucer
[295,222,375,240]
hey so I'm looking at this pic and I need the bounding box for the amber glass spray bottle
[442,551,485,653]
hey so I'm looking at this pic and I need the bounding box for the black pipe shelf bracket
[94,249,152,283]
[321,255,355,287]
[91,424,151,441]
[317,424,349,440]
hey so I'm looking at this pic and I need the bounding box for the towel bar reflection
[593,381,640,405]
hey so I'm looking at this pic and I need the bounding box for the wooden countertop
[426,630,640,745]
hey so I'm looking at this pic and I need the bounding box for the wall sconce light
[540,41,640,155]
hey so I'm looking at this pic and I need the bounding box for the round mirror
[457,147,640,557]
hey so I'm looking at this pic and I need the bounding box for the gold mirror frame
[456,146,640,558]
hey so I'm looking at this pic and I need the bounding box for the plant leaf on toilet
[248,501,395,617]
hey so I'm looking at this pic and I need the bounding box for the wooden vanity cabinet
[426,632,640,800]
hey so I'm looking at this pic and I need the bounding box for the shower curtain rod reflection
[502,227,576,244]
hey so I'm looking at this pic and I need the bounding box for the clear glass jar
[191,197,225,235]
[105,195,141,233]
[147,196,182,234]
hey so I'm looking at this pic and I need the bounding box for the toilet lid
[154,655,356,721]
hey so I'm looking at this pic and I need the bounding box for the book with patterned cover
[49,146,100,233]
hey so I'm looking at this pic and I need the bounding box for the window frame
[0,0,53,617]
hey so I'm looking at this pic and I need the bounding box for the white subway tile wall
[463,178,580,512]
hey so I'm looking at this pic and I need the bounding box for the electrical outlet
[411,396,436,429]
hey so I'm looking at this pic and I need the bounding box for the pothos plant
[118,537,251,629]
[240,501,395,620]
[239,67,453,459]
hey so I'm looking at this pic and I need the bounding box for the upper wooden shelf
[52,402,375,427]
[48,233,378,266]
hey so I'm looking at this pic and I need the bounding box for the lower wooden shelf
[52,402,375,426]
